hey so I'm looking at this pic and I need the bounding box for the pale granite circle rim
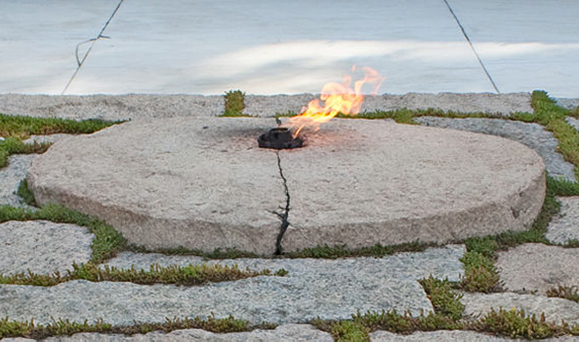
[27,117,546,255]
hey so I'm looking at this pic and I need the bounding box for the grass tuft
[284,241,434,259]
[313,308,579,340]
[16,179,37,207]
[546,285,579,303]
[128,245,263,260]
[222,90,247,117]
[418,276,464,320]
[0,137,52,168]
[0,262,287,287]
[471,308,567,339]
[0,314,269,340]
[0,114,122,169]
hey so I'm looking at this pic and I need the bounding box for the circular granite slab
[28,117,546,255]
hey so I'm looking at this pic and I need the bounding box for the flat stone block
[29,117,284,255]
[496,243,579,294]
[546,197,579,244]
[0,246,463,326]
[0,220,93,275]
[0,94,224,121]
[279,119,545,252]
[33,324,333,342]
[245,92,532,117]
[29,117,545,254]
[0,155,34,207]
[462,292,579,326]
[370,330,513,341]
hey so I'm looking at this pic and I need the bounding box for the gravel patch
[0,94,224,121]
[0,246,464,326]
[496,243,579,295]
[0,154,34,207]
[415,117,576,181]
[0,220,94,275]
[461,292,579,325]
[547,197,579,244]
[244,92,533,117]
[2,324,332,342]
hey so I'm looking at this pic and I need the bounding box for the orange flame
[288,66,384,137]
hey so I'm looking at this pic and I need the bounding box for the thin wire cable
[61,0,125,95]
[443,0,500,94]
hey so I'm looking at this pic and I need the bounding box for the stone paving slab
[461,292,579,326]
[0,220,93,276]
[0,245,464,327]
[415,117,576,181]
[279,118,545,252]
[371,330,521,341]
[547,197,579,244]
[0,94,224,121]
[244,93,532,117]
[496,243,579,295]
[558,99,579,111]
[28,117,545,254]
[567,117,579,133]
[0,155,34,207]
[1,324,332,342]
[105,246,465,282]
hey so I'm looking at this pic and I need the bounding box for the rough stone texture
[23,134,74,146]
[566,117,579,133]
[0,155,34,207]
[0,94,224,121]
[4,324,332,342]
[29,117,284,255]
[0,220,93,275]
[415,116,576,181]
[279,118,545,252]
[371,330,516,341]
[496,243,579,295]
[29,117,545,254]
[0,246,464,326]
[557,98,579,110]
[546,197,579,244]
[371,330,579,341]
[462,292,579,325]
[105,246,465,282]
[244,92,533,117]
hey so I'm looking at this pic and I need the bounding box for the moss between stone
[313,308,579,340]
[418,276,464,320]
[0,262,287,287]
[0,202,126,264]
[0,114,122,169]
[0,137,51,169]
[0,314,275,340]
[546,285,579,303]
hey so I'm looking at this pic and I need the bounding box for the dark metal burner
[258,127,303,150]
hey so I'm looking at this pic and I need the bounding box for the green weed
[222,90,247,117]
[0,262,286,287]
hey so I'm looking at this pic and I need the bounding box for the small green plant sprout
[222,90,246,117]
